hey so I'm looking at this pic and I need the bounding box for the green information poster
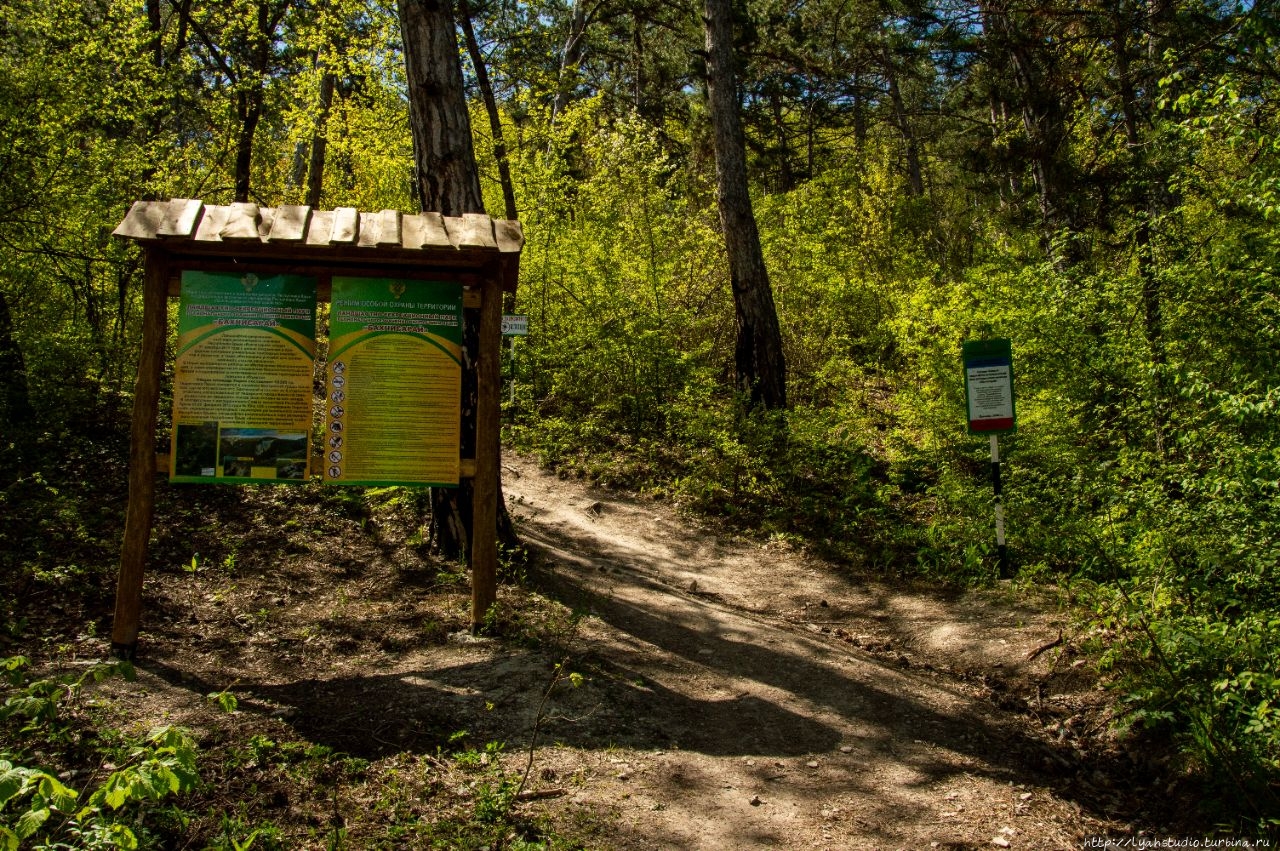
[171,271,318,483]
[324,277,463,487]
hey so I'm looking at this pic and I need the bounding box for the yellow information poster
[324,277,462,487]
[170,271,317,483]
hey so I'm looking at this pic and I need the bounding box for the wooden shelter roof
[113,199,523,292]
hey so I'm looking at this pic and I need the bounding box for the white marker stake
[990,433,1009,576]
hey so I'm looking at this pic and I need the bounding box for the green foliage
[0,658,135,735]
[1,657,198,848]
[509,101,727,441]
[2,0,1277,835]
[0,759,78,848]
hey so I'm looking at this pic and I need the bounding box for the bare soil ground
[58,452,1190,849]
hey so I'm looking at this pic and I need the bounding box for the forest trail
[499,454,1129,849]
[112,453,1154,849]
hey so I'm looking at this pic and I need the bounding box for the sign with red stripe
[963,339,1016,434]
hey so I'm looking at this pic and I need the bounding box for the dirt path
[97,454,1159,848]
[499,455,1130,848]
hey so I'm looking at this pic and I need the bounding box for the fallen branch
[1027,631,1063,661]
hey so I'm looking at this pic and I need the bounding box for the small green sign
[963,338,1016,434]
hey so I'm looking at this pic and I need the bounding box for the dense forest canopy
[1,0,1277,833]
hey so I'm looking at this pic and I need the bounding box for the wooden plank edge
[494,219,524,253]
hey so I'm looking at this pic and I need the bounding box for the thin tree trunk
[549,0,592,133]
[146,0,163,67]
[979,0,1077,265]
[233,92,262,203]
[457,0,518,221]
[851,70,867,152]
[703,0,786,410]
[768,89,796,192]
[883,51,924,197]
[306,69,336,208]
[1113,5,1167,453]
[174,0,191,60]
[632,17,644,113]
[233,3,277,204]
[0,289,33,423]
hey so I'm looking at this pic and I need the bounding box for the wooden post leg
[470,272,502,631]
[111,250,169,659]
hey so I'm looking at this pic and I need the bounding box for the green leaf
[107,823,139,850]
[14,806,49,840]
[0,825,18,851]
[207,691,238,713]
[35,774,77,812]
[0,767,22,808]
[0,657,29,687]
[147,764,178,797]
[102,774,129,810]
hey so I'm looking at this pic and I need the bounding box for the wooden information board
[109,200,523,656]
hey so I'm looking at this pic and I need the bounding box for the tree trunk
[767,88,796,192]
[232,2,279,204]
[145,0,163,67]
[852,69,867,152]
[702,0,787,409]
[0,289,33,423]
[399,0,519,562]
[979,0,1078,265]
[457,0,518,221]
[305,69,336,208]
[1113,4,1167,453]
[882,49,924,197]
[400,0,485,216]
[233,91,262,203]
[548,0,592,134]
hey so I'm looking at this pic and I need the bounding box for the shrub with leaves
[0,656,200,848]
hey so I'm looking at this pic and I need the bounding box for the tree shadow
[138,650,840,761]
[512,511,1123,821]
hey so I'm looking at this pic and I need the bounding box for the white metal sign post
[963,338,1016,577]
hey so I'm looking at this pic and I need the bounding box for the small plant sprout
[206,686,239,713]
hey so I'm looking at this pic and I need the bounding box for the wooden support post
[111,249,169,658]
[470,271,502,631]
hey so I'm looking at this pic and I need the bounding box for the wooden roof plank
[448,213,498,250]
[113,201,164,240]
[403,212,453,250]
[258,207,275,241]
[268,205,311,242]
[376,209,402,247]
[220,202,262,241]
[305,210,335,246]
[357,212,380,248]
[494,219,524,253]
[331,207,359,244]
[193,205,231,242]
[157,199,204,237]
